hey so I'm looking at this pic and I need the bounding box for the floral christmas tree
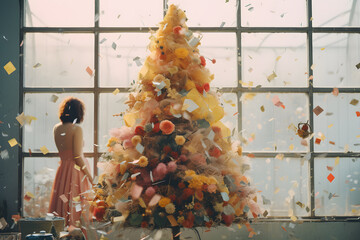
[91,4,260,232]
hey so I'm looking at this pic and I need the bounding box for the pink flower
[153,163,168,181]
[167,161,177,172]
[123,139,133,149]
[159,120,175,135]
[110,126,134,141]
[145,187,156,197]
[207,184,217,193]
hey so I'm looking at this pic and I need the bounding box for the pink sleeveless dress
[48,150,91,227]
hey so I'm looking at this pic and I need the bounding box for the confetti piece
[149,194,161,207]
[356,112,360,117]
[321,48,325,51]
[4,61,16,75]
[276,56,281,61]
[275,153,284,160]
[40,146,49,155]
[289,144,294,150]
[16,112,26,126]
[328,124,333,128]
[350,188,356,192]
[332,88,339,96]
[315,138,321,144]
[73,196,81,202]
[86,66,93,76]
[329,141,335,145]
[281,226,287,232]
[167,215,178,227]
[112,88,120,95]
[290,216,297,222]
[356,63,360,69]
[327,166,334,171]
[310,17,313,21]
[272,95,285,108]
[335,157,340,166]
[311,64,315,70]
[133,56,142,66]
[33,63,41,68]
[8,138,18,147]
[59,194,68,203]
[221,192,229,201]
[220,22,225,28]
[112,42,117,50]
[99,38,107,44]
[350,99,359,106]
[313,106,324,116]
[274,187,280,194]
[0,150,9,160]
[263,210,268,217]
[74,164,81,171]
[301,139,308,146]
[327,173,335,183]
[260,105,265,112]
[267,71,277,82]
[136,143,144,153]
[50,94,59,103]
[296,201,305,208]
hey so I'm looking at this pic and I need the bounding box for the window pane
[242,93,309,152]
[23,157,93,217]
[313,33,360,87]
[25,0,94,27]
[199,33,237,88]
[313,0,360,27]
[242,33,308,87]
[241,0,307,27]
[100,0,163,27]
[99,93,129,151]
[314,93,360,153]
[23,93,94,153]
[249,158,310,217]
[99,33,150,87]
[24,33,94,87]
[169,0,237,27]
[315,158,360,216]
[220,93,238,132]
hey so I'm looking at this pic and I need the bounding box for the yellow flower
[159,197,171,208]
[175,135,186,145]
[165,203,176,214]
[138,156,148,167]
[131,135,142,146]
[107,137,118,147]
[185,170,196,177]
[188,175,204,190]
[174,48,189,59]
[177,216,185,224]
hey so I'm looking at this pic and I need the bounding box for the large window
[21,0,360,219]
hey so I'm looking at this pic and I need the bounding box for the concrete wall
[0,0,21,226]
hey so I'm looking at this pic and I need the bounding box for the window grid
[19,0,360,219]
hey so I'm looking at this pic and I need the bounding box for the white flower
[165,203,176,214]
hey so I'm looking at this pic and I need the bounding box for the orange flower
[159,120,175,135]
[138,156,148,167]
[159,197,171,208]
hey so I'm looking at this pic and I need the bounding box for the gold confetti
[73,196,81,202]
[290,215,297,222]
[267,71,277,82]
[335,157,340,166]
[4,61,16,75]
[275,154,284,160]
[276,56,282,61]
[274,187,280,194]
[260,105,265,112]
[289,144,294,150]
[8,138,18,147]
[328,124,333,128]
[74,165,81,171]
[350,188,356,192]
[321,48,325,51]
[350,99,359,106]
[112,88,120,95]
[40,146,49,155]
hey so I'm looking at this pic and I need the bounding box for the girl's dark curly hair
[58,97,85,124]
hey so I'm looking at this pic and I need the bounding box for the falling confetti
[267,71,277,82]
[40,146,49,155]
[8,138,18,147]
[33,63,42,68]
[332,88,339,96]
[315,138,321,144]
[327,173,335,183]
[335,157,340,166]
[86,66,93,76]
[350,99,359,106]
[3,61,16,75]
[313,106,324,116]
[50,94,59,103]
[112,42,117,50]
[356,63,360,69]
[112,88,120,95]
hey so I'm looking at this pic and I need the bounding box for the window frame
[19,0,360,220]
